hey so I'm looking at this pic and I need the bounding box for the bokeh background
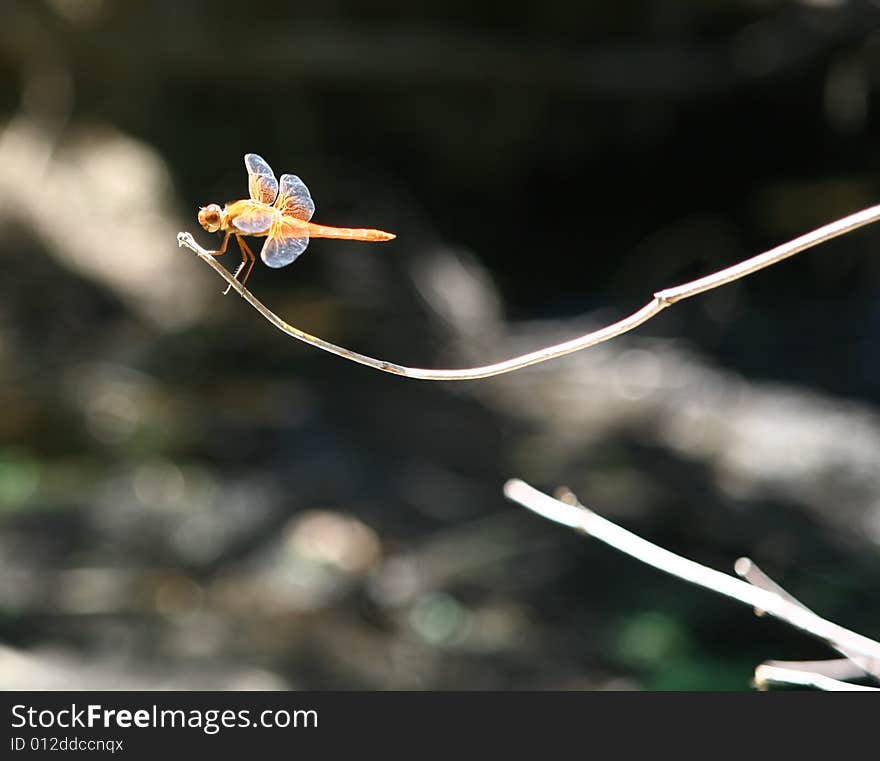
[1,0,880,690]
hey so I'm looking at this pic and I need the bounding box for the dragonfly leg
[205,231,232,257]
[223,236,257,295]
[237,236,257,288]
[207,232,234,294]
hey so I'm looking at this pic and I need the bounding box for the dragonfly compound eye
[198,204,222,232]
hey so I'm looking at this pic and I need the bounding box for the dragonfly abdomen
[304,222,396,242]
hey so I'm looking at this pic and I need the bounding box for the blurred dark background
[1,0,879,689]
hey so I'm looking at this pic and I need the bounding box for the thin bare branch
[736,557,880,680]
[734,557,807,610]
[754,664,879,691]
[760,658,869,681]
[503,479,880,667]
[178,201,880,378]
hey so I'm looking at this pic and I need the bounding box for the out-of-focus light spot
[0,449,40,509]
[457,604,525,653]
[409,592,469,646]
[0,123,207,328]
[90,460,232,566]
[613,349,661,400]
[368,555,421,607]
[172,519,224,566]
[661,404,706,454]
[133,461,186,508]
[45,0,104,24]
[167,613,230,658]
[71,363,156,445]
[411,248,502,338]
[286,510,380,573]
[167,476,266,565]
[210,505,374,615]
[85,389,139,443]
[154,575,203,618]
[56,568,132,614]
[615,611,687,667]
[222,669,290,691]
[216,557,339,615]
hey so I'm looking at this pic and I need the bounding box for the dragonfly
[198,153,396,293]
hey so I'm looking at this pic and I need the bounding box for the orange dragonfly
[198,153,396,293]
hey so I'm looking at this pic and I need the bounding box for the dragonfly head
[198,203,223,233]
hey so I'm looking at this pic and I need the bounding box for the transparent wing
[232,206,274,234]
[275,173,316,221]
[244,153,278,205]
[260,221,309,268]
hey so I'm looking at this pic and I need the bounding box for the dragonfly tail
[305,223,396,242]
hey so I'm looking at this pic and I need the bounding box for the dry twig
[178,201,880,378]
[758,658,868,681]
[503,479,880,690]
[754,664,877,692]
[735,557,880,679]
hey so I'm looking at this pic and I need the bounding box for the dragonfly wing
[232,206,274,234]
[244,153,279,205]
[275,174,315,221]
[260,221,309,268]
